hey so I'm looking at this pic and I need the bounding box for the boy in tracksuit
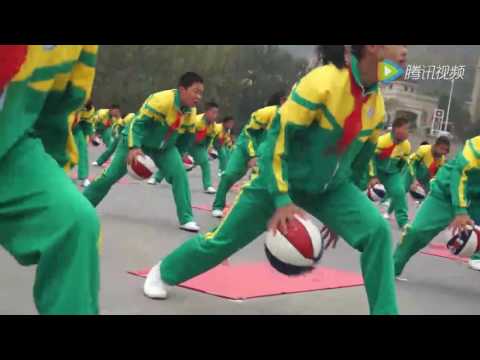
[144,46,402,315]
[368,117,411,230]
[149,102,220,194]
[214,116,235,176]
[0,45,100,314]
[394,136,480,275]
[403,136,450,195]
[211,92,286,218]
[92,105,122,166]
[72,100,96,187]
[83,72,204,233]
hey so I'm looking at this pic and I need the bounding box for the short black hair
[85,99,93,111]
[351,45,366,59]
[420,141,429,146]
[392,117,410,129]
[435,136,451,147]
[316,45,347,68]
[205,101,219,111]
[267,91,286,107]
[178,72,203,89]
[222,116,234,123]
[110,104,120,109]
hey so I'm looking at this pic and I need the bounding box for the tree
[92,45,307,133]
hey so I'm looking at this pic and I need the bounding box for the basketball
[447,225,480,258]
[265,215,323,276]
[367,184,386,202]
[127,154,157,180]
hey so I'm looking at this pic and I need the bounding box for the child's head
[222,116,235,130]
[266,90,287,107]
[178,72,204,108]
[433,136,450,158]
[109,104,121,118]
[392,117,410,142]
[383,45,408,69]
[420,140,429,146]
[204,101,219,123]
[85,99,93,111]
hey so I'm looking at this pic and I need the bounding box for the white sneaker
[212,209,224,218]
[91,161,99,166]
[143,262,169,299]
[147,176,157,185]
[218,171,224,177]
[395,276,408,282]
[468,259,480,271]
[82,179,91,187]
[180,221,200,232]
[205,186,216,194]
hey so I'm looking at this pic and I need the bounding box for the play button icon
[379,60,404,85]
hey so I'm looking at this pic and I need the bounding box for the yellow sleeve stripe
[458,167,469,208]
[273,116,288,193]
[458,141,479,207]
[128,117,137,148]
[70,62,96,97]
[247,141,255,157]
[368,160,375,177]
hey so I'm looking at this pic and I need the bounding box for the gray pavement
[1,145,479,315]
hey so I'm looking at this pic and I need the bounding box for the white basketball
[209,149,219,160]
[367,184,386,202]
[447,225,480,258]
[127,154,157,180]
[264,215,323,276]
[409,186,427,201]
[183,155,195,171]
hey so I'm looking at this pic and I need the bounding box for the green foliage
[93,45,307,132]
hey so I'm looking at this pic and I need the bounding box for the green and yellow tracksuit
[83,89,197,225]
[0,45,100,314]
[394,136,480,275]
[95,108,119,144]
[187,114,217,189]
[212,105,278,211]
[93,109,114,146]
[213,123,233,174]
[73,105,96,180]
[369,132,411,229]
[94,109,121,165]
[403,144,446,193]
[155,113,217,190]
[160,58,399,315]
[96,113,134,166]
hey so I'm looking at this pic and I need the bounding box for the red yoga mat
[128,262,364,300]
[192,204,212,212]
[420,242,469,263]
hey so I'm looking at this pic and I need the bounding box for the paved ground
[1,145,479,315]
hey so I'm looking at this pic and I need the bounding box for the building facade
[382,80,439,135]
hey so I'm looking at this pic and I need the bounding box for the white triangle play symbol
[385,66,392,77]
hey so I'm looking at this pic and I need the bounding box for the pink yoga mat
[192,204,212,212]
[421,242,469,263]
[128,262,364,300]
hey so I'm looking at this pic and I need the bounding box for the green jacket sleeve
[449,139,480,215]
[449,142,479,215]
[128,114,151,149]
